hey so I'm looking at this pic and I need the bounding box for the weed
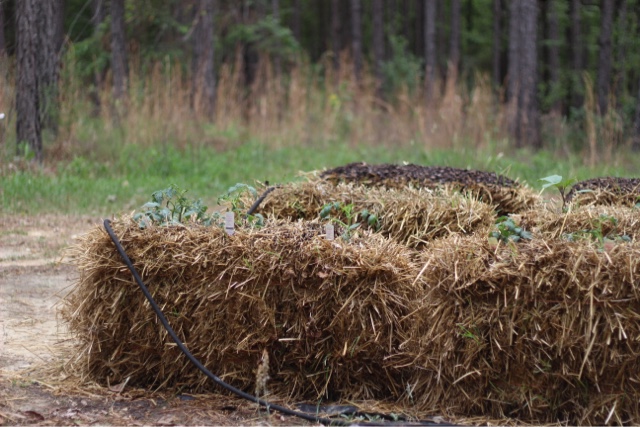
[457,324,481,343]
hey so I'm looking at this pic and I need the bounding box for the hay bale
[514,204,640,241]
[319,162,540,214]
[244,181,496,248]
[567,177,640,207]
[406,233,640,425]
[62,217,421,402]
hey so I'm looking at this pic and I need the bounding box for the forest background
[1,0,640,214]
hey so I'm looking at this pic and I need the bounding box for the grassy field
[2,133,639,216]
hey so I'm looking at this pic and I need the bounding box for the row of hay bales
[64,168,640,425]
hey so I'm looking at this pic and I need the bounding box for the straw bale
[514,204,640,241]
[244,181,496,248]
[567,177,640,207]
[405,233,640,424]
[62,217,421,402]
[319,162,540,214]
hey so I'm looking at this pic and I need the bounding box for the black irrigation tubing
[103,218,451,427]
[246,186,278,216]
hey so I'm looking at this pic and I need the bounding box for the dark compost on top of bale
[566,176,640,207]
[62,218,422,402]
[319,162,540,214]
[404,231,640,425]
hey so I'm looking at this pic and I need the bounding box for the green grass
[2,136,639,216]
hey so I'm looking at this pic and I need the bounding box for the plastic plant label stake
[325,224,335,241]
[225,212,235,235]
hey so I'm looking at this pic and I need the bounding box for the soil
[567,176,640,201]
[0,215,315,426]
[320,162,519,189]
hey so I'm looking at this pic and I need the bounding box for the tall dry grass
[50,49,508,160]
[1,47,634,166]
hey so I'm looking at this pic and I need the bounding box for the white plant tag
[225,212,235,235]
[325,223,335,240]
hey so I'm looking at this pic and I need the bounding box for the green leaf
[539,175,563,190]
[320,204,334,219]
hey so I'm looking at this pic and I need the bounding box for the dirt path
[0,216,314,426]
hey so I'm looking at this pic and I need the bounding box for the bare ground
[0,215,317,426]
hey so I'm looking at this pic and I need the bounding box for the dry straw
[244,180,496,249]
[62,217,422,402]
[515,204,640,241]
[406,229,640,425]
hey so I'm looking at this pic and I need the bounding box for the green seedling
[319,202,380,240]
[563,214,632,249]
[134,183,264,229]
[489,216,532,244]
[134,184,212,227]
[539,174,577,212]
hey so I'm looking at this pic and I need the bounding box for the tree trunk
[633,76,640,151]
[449,0,461,83]
[90,0,107,115]
[331,0,340,72]
[507,0,541,148]
[615,0,627,103]
[110,0,128,100]
[272,0,281,81]
[16,0,42,162]
[372,0,384,97]
[546,0,562,114]
[424,0,437,107]
[38,0,64,133]
[292,0,301,41]
[492,0,502,88]
[0,0,6,56]
[192,0,216,118]
[569,0,583,110]
[350,0,362,84]
[597,0,614,115]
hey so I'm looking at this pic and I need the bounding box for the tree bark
[492,0,502,87]
[597,0,614,115]
[110,0,128,100]
[0,0,6,56]
[331,0,340,72]
[372,0,384,97]
[272,0,281,80]
[633,76,640,151]
[16,0,42,162]
[292,0,301,41]
[507,0,541,148]
[546,0,562,114]
[449,0,461,83]
[38,0,64,133]
[569,0,583,110]
[350,0,362,84]
[614,0,627,103]
[192,0,216,118]
[424,0,437,107]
